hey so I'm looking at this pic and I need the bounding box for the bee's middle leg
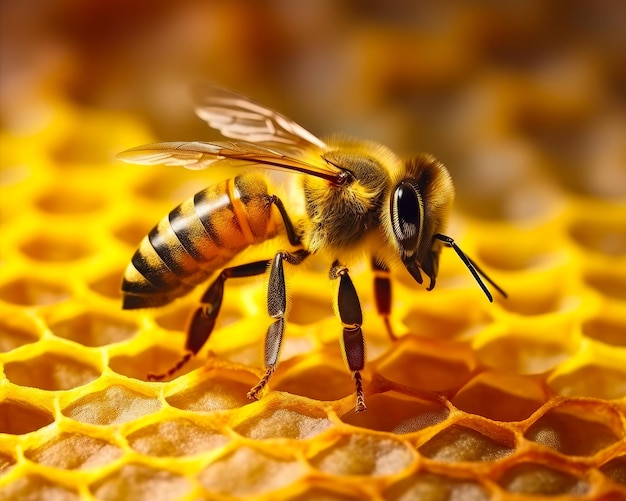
[247,248,310,400]
[330,261,367,412]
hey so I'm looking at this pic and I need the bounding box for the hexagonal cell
[218,338,265,367]
[0,474,81,501]
[340,392,449,433]
[494,283,567,316]
[401,306,486,339]
[0,313,40,352]
[234,406,332,440]
[109,345,205,381]
[599,456,626,485]
[19,234,94,262]
[90,463,191,501]
[62,384,161,425]
[568,217,626,256]
[549,364,626,400]
[471,238,566,315]
[0,276,71,306]
[273,361,356,401]
[376,338,474,393]
[165,370,257,411]
[582,315,626,347]
[24,432,123,469]
[152,300,239,332]
[0,399,54,434]
[498,462,589,496]
[476,235,562,272]
[451,372,546,422]
[35,186,106,214]
[4,351,101,390]
[524,401,622,456]
[584,270,626,301]
[127,418,229,457]
[475,328,574,374]
[418,424,515,462]
[48,310,139,346]
[289,292,334,325]
[88,267,125,300]
[113,218,154,247]
[152,303,193,332]
[198,446,306,497]
[310,434,415,476]
[384,472,490,501]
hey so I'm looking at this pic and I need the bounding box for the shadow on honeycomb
[2,4,626,501]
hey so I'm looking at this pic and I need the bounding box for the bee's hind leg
[330,261,367,412]
[372,258,397,340]
[247,248,309,400]
[147,259,272,382]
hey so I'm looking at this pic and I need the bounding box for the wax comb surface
[1,102,625,500]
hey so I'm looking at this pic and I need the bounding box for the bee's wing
[192,86,327,150]
[116,141,344,183]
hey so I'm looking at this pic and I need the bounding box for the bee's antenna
[434,234,507,302]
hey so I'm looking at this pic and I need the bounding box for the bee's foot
[247,366,275,400]
[353,371,367,412]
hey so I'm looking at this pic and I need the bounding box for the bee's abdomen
[122,174,276,309]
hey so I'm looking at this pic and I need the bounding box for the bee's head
[388,154,454,289]
[388,154,507,302]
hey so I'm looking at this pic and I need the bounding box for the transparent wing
[192,86,327,150]
[115,141,344,183]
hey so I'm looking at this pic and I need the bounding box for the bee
[116,86,506,412]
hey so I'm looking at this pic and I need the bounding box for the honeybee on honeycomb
[116,86,506,411]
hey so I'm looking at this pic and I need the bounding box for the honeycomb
[1,98,625,501]
[2,2,626,499]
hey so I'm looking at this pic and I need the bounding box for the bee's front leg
[330,261,367,413]
[247,249,309,400]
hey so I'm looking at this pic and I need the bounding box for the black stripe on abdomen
[148,225,188,277]
[168,203,207,262]
[193,189,226,247]
[130,248,174,290]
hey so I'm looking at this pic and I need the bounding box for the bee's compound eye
[391,181,422,253]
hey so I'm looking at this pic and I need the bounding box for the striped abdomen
[122,174,277,309]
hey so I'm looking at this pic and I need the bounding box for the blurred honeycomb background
[1,1,625,500]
